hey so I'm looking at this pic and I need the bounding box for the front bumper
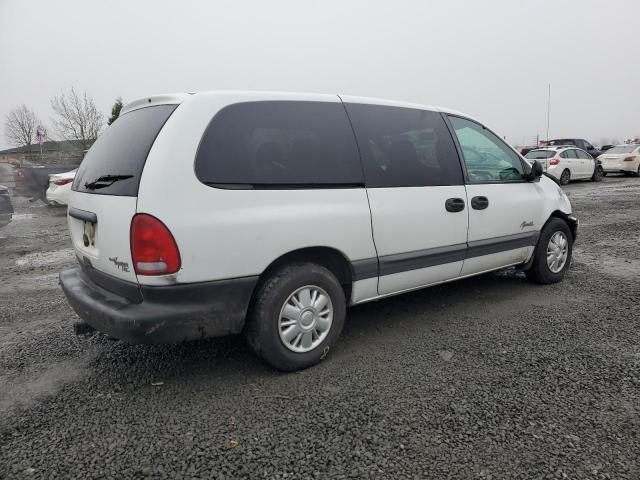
[59,267,258,343]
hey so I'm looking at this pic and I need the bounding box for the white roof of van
[121,90,475,120]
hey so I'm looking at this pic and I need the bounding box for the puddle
[15,248,75,268]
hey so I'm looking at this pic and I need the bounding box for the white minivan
[60,91,577,371]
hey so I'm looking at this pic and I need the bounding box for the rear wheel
[591,165,604,182]
[560,169,571,185]
[634,165,640,177]
[245,262,346,371]
[525,218,573,284]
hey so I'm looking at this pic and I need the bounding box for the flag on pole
[35,126,45,145]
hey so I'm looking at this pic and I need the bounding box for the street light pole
[546,84,551,142]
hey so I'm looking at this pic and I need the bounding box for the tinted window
[195,101,363,187]
[344,104,462,187]
[448,116,524,182]
[525,150,555,159]
[576,149,592,159]
[549,139,576,147]
[73,105,177,196]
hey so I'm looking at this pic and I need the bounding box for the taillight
[130,214,181,275]
[52,178,73,186]
[623,156,635,162]
[549,158,560,165]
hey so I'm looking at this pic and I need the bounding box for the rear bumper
[602,161,637,173]
[59,267,258,343]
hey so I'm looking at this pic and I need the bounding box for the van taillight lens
[130,214,181,275]
[549,158,560,165]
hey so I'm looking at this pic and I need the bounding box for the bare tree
[4,104,41,155]
[51,87,104,150]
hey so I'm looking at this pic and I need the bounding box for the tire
[245,262,346,371]
[559,169,571,185]
[591,165,604,182]
[525,218,573,284]
[634,165,640,177]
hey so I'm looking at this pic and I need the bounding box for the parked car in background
[16,164,79,202]
[525,146,603,185]
[548,139,602,159]
[46,169,77,206]
[0,184,13,228]
[598,145,640,176]
[601,145,616,152]
[60,91,577,371]
[519,146,539,156]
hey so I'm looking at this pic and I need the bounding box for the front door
[343,101,469,295]
[446,115,544,276]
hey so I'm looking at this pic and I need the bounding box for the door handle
[471,196,489,210]
[445,197,465,212]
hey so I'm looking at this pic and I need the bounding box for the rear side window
[561,149,578,159]
[73,105,177,196]
[344,103,463,187]
[195,101,363,187]
[576,149,592,159]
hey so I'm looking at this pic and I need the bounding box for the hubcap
[278,285,333,353]
[546,231,569,273]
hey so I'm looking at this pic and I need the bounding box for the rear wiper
[84,174,134,190]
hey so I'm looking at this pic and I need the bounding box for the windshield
[606,145,636,154]
[525,150,555,159]
[72,104,177,196]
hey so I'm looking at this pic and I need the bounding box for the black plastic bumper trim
[59,267,258,344]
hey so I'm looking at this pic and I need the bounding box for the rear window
[195,101,363,187]
[72,104,177,196]
[606,145,636,154]
[525,150,555,159]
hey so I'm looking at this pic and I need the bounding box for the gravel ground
[0,173,639,479]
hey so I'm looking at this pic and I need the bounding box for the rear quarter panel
[136,92,377,285]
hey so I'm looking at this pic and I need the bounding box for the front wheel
[525,218,573,284]
[245,262,346,371]
[591,165,604,182]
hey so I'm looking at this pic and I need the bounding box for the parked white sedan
[598,145,640,176]
[525,146,603,185]
[46,169,76,206]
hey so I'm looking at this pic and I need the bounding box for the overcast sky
[1,0,639,150]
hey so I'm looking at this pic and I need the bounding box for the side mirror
[526,160,543,182]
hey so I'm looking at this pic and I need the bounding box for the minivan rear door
[68,104,178,282]
[343,101,468,295]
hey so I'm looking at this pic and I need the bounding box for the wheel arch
[547,210,578,241]
[256,246,355,299]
